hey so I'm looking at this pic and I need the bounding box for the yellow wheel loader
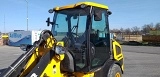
[0,2,124,77]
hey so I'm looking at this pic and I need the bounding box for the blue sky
[0,0,160,32]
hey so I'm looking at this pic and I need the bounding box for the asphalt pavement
[0,46,24,69]
[122,45,160,77]
[0,45,160,77]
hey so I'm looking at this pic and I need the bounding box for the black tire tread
[107,64,122,77]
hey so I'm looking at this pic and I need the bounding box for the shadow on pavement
[0,68,6,75]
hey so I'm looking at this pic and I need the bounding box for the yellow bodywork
[54,2,109,11]
[112,40,123,61]
[112,40,124,72]
[57,41,64,47]
[19,35,56,76]
[40,54,65,77]
[19,35,94,77]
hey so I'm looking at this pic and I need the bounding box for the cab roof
[54,2,109,11]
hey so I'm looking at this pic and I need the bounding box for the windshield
[51,7,91,41]
[52,13,87,41]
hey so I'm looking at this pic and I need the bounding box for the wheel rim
[115,72,121,77]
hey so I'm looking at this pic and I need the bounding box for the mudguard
[94,59,115,77]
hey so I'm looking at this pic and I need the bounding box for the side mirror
[46,17,54,26]
[94,11,102,21]
[20,44,32,51]
[46,17,51,26]
[48,9,54,13]
[107,11,112,15]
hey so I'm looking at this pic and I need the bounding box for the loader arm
[0,30,57,77]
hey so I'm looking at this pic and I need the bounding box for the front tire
[108,64,122,77]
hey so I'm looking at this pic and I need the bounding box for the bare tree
[141,23,154,34]
[155,23,160,30]
[120,27,125,33]
[125,28,131,34]
[110,28,120,33]
[131,26,140,33]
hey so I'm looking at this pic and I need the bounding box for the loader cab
[48,2,112,72]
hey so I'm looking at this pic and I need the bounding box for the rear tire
[108,64,122,77]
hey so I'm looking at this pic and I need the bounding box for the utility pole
[4,14,5,33]
[25,0,28,31]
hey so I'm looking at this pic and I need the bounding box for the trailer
[8,31,41,46]
[141,30,160,45]
[142,35,160,45]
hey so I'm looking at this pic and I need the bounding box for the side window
[53,13,68,41]
[92,12,107,38]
